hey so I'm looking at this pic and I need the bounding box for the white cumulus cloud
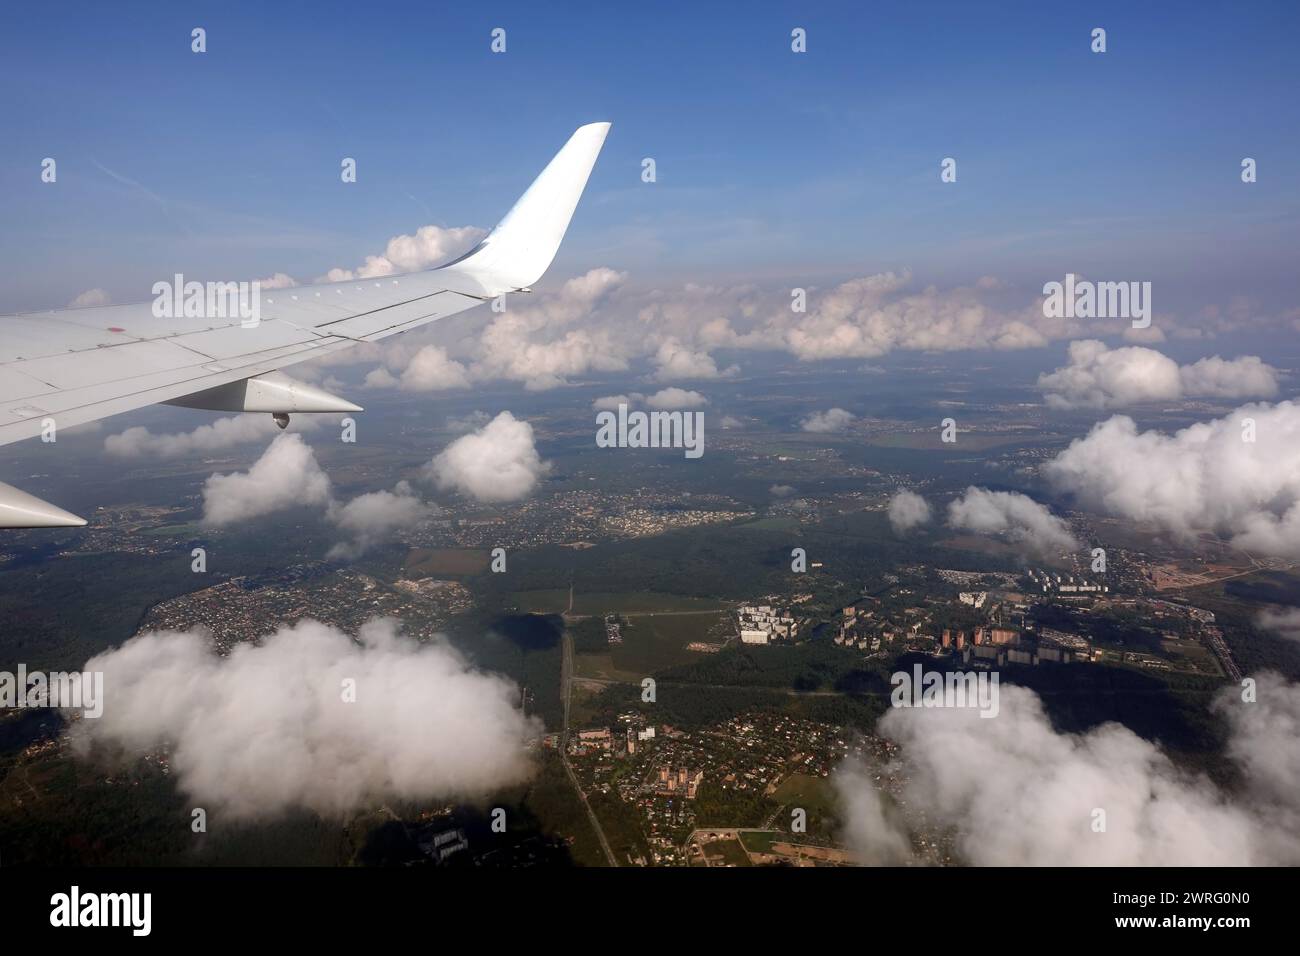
[326,481,432,560]
[1257,607,1300,643]
[321,224,485,282]
[1038,340,1279,409]
[399,345,471,391]
[68,288,111,308]
[645,388,708,410]
[70,618,539,821]
[201,433,332,526]
[801,408,855,433]
[425,411,549,503]
[592,393,643,411]
[1044,401,1300,558]
[887,489,932,534]
[196,432,432,555]
[651,338,738,382]
[947,486,1079,556]
[256,272,298,290]
[834,677,1300,865]
[469,268,629,390]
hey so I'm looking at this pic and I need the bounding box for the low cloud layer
[781,272,1056,360]
[445,410,491,433]
[1256,607,1300,643]
[71,618,539,821]
[651,338,738,382]
[320,224,485,283]
[887,489,932,534]
[107,414,318,459]
[1045,401,1300,558]
[69,288,111,308]
[468,268,629,391]
[1038,340,1279,409]
[340,267,1043,395]
[835,676,1300,865]
[426,411,549,503]
[364,345,471,392]
[273,219,1298,395]
[947,486,1079,556]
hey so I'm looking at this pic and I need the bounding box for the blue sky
[1,0,1296,316]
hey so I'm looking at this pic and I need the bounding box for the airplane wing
[0,122,610,527]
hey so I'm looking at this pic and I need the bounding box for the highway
[561,630,618,866]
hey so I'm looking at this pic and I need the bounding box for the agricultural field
[513,589,731,616]
[404,548,491,577]
[572,610,734,682]
[771,772,837,813]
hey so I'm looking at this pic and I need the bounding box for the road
[560,608,733,622]
[572,675,846,698]
[560,631,618,866]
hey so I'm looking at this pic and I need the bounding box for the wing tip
[0,481,88,528]
[434,122,612,295]
[572,121,612,151]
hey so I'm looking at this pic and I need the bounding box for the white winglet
[438,122,611,296]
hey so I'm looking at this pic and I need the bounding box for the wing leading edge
[0,122,611,526]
